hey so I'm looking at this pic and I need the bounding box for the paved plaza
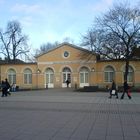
[0,88,140,140]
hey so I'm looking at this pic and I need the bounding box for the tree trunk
[124,59,129,82]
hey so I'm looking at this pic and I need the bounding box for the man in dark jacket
[1,80,7,97]
[120,80,131,99]
[66,79,70,88]
[5,78,11,96]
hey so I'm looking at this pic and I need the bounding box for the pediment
[37,43,97,63]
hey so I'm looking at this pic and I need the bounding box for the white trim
[38,60,96,65]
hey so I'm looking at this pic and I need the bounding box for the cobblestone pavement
[0,88,140,140]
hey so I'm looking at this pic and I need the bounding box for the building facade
[0,43,140,90]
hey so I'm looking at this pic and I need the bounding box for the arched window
[124,66,134,83]
[8,69,16,84]
[46,68,54,84]
[62,67,71,83]
[80,67,89,83]
[104,66,115,82]
[24,68,32,84]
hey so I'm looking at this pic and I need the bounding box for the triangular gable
[36,42,97,57]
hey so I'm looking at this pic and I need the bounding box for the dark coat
[123,81,129,92]
[111,82,116,90]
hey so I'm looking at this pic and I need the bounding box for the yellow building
[0,42,140,90]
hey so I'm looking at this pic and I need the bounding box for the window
[8,69,16,84]
[80,67,89,83]
[46,68,54,83]
[63,51,69,58]
[24,68,32,84]
[124,66,134,83]
[62,67,71,83]
[104,66,115,82]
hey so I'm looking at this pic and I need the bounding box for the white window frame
[24,68,32,84]
[79,67,89,87]
[62,67,71,87]
[46,68,54,84]
[8,69,16,85]
[45,68,54,88]
[104,66,115,83]
[123,66,134,83]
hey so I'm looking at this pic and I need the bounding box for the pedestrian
[120,80,131,99]
[109,80,118,99]
[11,83,16,92]
[5,78,11,96]
[66,79,70,88]
[1,80,7,97]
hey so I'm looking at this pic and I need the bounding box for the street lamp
[91,67,95,72]
[37,69,41,74]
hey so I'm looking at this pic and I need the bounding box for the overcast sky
[0,0,139,50]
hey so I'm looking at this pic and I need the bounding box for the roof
[0,59,36,65]
[97,58,140,62]
[35,42,98,58]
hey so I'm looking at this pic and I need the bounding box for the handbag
[128,89,131,96]
[111,90,116,95]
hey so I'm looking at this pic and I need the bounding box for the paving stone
[0,89,140,140]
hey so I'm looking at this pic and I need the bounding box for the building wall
[96,60,140,88]
[0,64,37,89]
[0,43,140,90]
[36,44,96,88]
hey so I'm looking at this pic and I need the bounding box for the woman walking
[109,80,118,99]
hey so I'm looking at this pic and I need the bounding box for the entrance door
[62,67,71,88]
[79,67,89,87]
[45,68,54,88]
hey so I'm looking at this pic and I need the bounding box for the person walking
[120,80,131,99]
[109,80,118,99]
[1,80,7,97]
[5,78,11,96]
[66,79,70,88]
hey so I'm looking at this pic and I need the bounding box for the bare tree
[131,45,140,58]
[63,37,74,44]
[34,42,59,57]
[82,2,140,81]
[0,20,30,62]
